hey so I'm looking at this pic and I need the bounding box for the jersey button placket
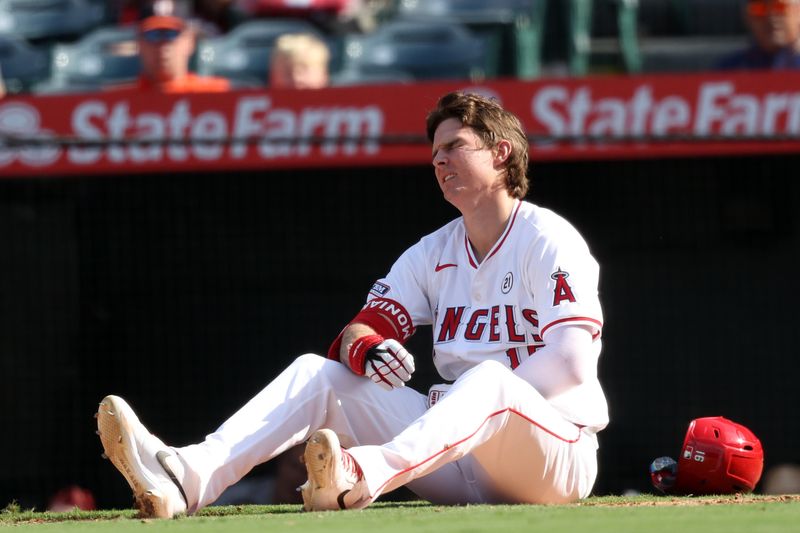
[472,270,483,302]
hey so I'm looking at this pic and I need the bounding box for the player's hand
[364,339,415,391]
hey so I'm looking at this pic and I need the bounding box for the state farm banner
[2,71,800,178]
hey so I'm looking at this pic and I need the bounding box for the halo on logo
[0,102,62,167]
[0,103,39,133]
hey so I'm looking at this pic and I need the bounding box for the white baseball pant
[175,354,598,513]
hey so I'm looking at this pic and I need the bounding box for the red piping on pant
[372,407,583,496]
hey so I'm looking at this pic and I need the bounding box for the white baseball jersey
[173,200,608,511]
[364,199,608,429]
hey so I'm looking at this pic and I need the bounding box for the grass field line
[574,493,800,506]
[2,494,800,528]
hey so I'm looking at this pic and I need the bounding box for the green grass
[2,496,798,532]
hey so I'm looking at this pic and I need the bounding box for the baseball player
[97,91,608,517]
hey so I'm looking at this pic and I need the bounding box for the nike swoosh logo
[156,450,189,505]
[435,263,457,272]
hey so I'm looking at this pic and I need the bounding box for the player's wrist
[347,334,385,376]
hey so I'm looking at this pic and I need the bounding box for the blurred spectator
[192,0,247,35]
[717,0,800,69]
[115,0,196,27]
[117,0,243,37]
[47,486,96,512]
[110,9,231,92]
[269,33,330,89]
[211,445,306,506]
[239,0,369,34]
[272,444,306,503]
[761,463,800,494]
[0,64,6,99]
[115,0,147,24]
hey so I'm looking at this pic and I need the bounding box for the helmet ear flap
[669,417,764,496]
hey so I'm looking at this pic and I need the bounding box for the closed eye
[432,140,459,161]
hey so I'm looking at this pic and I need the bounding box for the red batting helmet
[672,416,764,495]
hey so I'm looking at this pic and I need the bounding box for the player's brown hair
[426,91,530,199]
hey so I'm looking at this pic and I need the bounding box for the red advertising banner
[2,71,800,178]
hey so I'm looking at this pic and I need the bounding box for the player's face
[431,118,507,212]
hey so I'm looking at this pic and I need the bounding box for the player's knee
[473,359,511,378]
[459,359,512,389]
[291,353,328,371]
[460,360,532,403]
[291,352,353,383]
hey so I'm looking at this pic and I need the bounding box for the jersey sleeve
[365,239,435,330]
[327,240,433,359]
[525,223,603,339]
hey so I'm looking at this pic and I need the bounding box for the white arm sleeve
[513,324,597,400]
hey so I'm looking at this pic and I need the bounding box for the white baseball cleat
[300,429,365,511]
[96,395,188,518]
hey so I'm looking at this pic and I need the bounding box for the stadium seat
[0,34,50,93]
[638,35,749,73]
[33,25,140,94]
[196,18,334,88]
[632,0,748,37]
[340,20,485,81]
[580,0,642,75]
[330,66,414,87]
[395,0,537,77]
[608,0,749,73]
[395,0,641,78]
[0,0,111,42]
[396,0,537,25]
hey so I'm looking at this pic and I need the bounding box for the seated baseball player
[97,91,608,517]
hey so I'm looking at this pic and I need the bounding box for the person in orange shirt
[113,12,230,93]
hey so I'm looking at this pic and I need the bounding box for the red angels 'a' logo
[551,268,576,306]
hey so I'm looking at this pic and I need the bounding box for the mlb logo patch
[426,384,452,408]
[369,282,391,297]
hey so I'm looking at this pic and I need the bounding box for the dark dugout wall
[2,154,798,509]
